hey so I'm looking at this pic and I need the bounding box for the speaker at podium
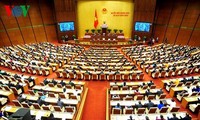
[101,21,108,35]
[9,108,31,120]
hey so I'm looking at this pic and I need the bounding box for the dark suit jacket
[146,102,155,109]
[167,116,179,120]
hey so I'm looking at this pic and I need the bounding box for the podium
[102,27,107,35]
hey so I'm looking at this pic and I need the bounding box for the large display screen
[58,22,74,32]
[135,22,151,32]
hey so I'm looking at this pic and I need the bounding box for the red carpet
[81,81,108,120]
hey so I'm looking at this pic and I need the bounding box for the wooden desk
[169,85,197,97]
[181,96,200,108]
[110,112,187,120]
[1,105,74,119]
[110,89,159,95]
[0,90,15,102]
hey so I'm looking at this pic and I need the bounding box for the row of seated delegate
[56,70,144,81]
[1,78,86,120]
[161,76,200,114]
[56,47,144,80]
[0,70,38,96]
[122,43,200,78]
[108,81,192,120]
[0,42,84,76]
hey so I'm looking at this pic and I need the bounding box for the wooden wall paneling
[0,17,11,46]
[188,14,200,46]
[176,29,192,45]
[39,0,54,24]
[33,27,46,43]
[188,30,200,46]
[8,29,24,45]
[174,0,190,44]
[165,27,179,44]
[21,28,35,44]
[45,26,57,42]
[133,0,156,38]
[54,0,77,42]
[38,0,48,42]
[154,26,165,43]
[162,0,175,43]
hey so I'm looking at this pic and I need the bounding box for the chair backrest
[159,107,168,113]
[32,103,41,109]
[112,108,121,114]
[122,86,129,90]
[100,74,106,80]
[66,84,72,89]
[65,107,74,113]
[48,92,56,98]
[55,71,61,78]
[69,72,75,79]
[3,86,10,91]
[84,74,90,80]
[170,107,180,112]
[192,80,199,85]
[150,85,156,89]
[131,86,138,90]
[62,72,68,78]
[115,74,121,81]
[42,106,50,111]
[185,82,192,86]
[123,74,129,80]
[75,85,82,90]
[148,107,157,114]
[168,70,173,76]
[147,95,155,100]
[108,74,114,81]
[59,93,66,99]
[136,95,144,100]
[77,73,82,80]
[130,74,137,80]
[40,82,45,86]
[21,103,30,108]
[136,108,145,114]
[190,92,198,96]
[28,90,35,95]
[177,82,183,87]
[112,86,119,90]
[11,87,18,95]
[48,83,54,87]
[92,74,98,80]
[12,100,22,107]
[160,71,166,77]
[124,108,133,114]
[54,106,62,112]
[70,95,77,100]
[159,94,166,99]
[57,84,63,88]
[38,92,44,96]
[138,73,144,80]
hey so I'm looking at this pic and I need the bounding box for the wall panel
[8,30,24,45]
[133,0,156,38]
[165,27,179,44]
[188,30,200,46]
[0,32,11,46]
[45,26,57,42]
[176,29,192,45]
[154,0,200,46]
[33,27,46,43]
[21,28,36,44]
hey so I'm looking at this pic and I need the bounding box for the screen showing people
[59,22,74,32]
[135,22,151,32]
